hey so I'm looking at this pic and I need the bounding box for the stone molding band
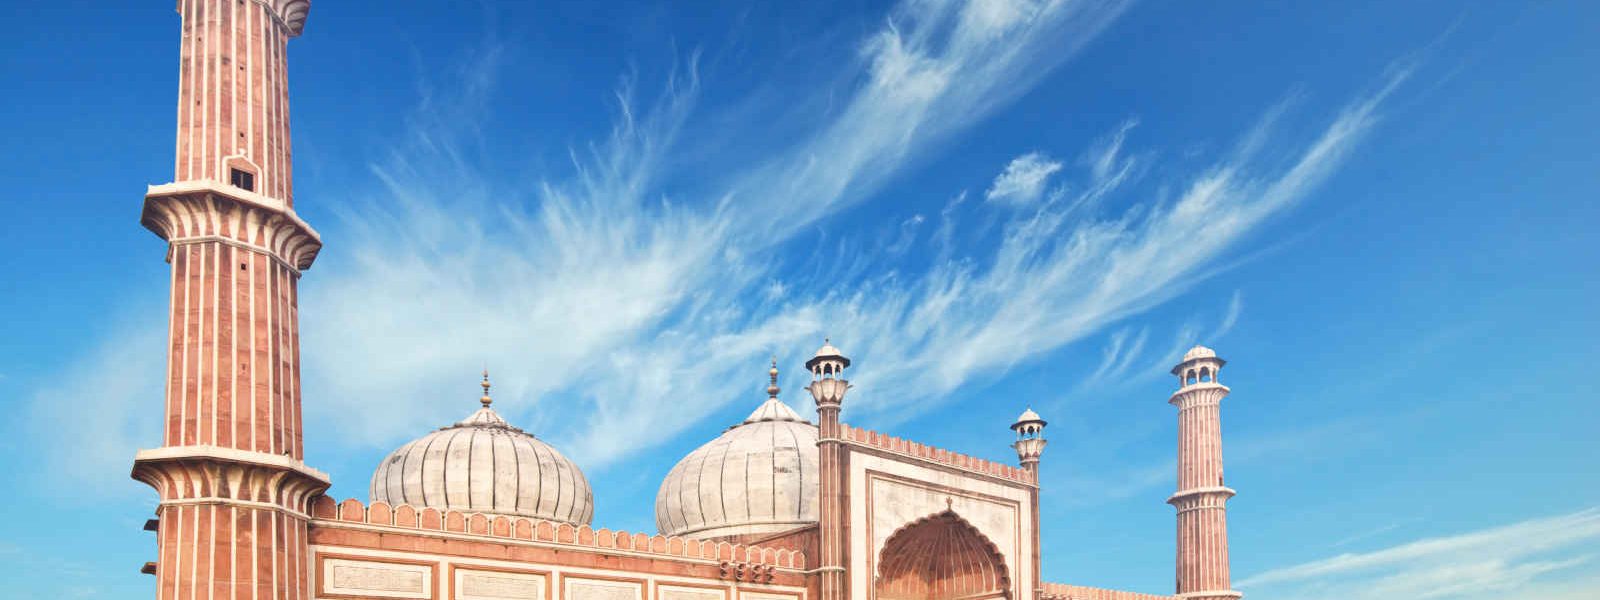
[142,180,322,270]
[166,234,305,275]
[247,0,313,37]
[1175,591,1243,600]
[159,496,312,520]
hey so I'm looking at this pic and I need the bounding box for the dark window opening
[230,168,255,192]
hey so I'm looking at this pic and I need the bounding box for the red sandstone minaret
[130,1,328,598]
[1168,346,1241,600]
[806,340,851,600]
[1011,409,1046,600]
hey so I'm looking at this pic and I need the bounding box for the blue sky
[1,0,1597,598]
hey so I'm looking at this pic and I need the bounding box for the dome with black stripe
[369,373,593,524]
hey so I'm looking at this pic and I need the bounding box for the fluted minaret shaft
[807,343,851,600]
[174,0,308,203]
[1168,349,1241,600]
[133,3,327,600]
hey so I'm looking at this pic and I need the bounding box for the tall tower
[1168,346,1241,600]
[130,2,328,599]
[806,340,851,600]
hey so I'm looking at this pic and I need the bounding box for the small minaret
[1011,409,1047,600]
[130,2,326,599]
[1011,408,1048,474]
[1168,346,1242,600]
[806,340,851,600]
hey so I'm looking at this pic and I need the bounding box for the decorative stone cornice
[1168,383,1230,408]
[1040,581,1175,600]
[256,0,312,37]
[132,445,331,514]
[838,423,1036,485]
[308,496,809,571]
[143,181,322,270]
[1166,486,1238,511]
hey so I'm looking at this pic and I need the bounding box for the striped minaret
[130,2,329,599]
[806,340,851,600]
[1168,346,1242,600]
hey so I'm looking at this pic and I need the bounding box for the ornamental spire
[480,369,493,407]
[768,356,781,399]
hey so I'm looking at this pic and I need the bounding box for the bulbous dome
[370,377,593,524]
[1183,345,1217,361]
[655,397,819,539]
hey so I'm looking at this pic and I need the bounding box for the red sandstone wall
[175,0,297,203]
[308,496,808,573]
[1040,582,1174,600]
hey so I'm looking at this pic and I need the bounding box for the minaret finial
[768,356,781,399]
[480,369,493,407]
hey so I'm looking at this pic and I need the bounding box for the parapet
[839,423,1035,485]
[1041,582,1174,600]
[308,496,806,570]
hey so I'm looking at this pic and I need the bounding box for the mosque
[127,3,1242,600]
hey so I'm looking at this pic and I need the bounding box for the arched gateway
[877,510,1011,600]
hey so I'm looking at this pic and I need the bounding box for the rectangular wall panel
[454,567,547,600]
[658,584,726,600]
[320,556,435,599]
[564,577,643,600]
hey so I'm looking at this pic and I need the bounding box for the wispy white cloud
[986,152,1064,206]
[298,0,1140,466]
[25,322,164,495]
[1239,507,1600,600]
[34,0,1410,492]
[1213,289,1244,339]
[820,66,1411,422]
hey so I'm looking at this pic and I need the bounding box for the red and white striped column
[132,2,327,599]
[1167,346,1241,600]
[806,341,852,600]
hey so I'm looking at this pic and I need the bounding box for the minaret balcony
[141,180,322,271]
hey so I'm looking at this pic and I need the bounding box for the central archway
[876,510,1010,600]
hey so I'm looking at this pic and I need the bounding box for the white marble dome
[1183,345,1218,361]
[370,378,593,524]
[655,394,819,539]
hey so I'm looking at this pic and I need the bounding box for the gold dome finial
[767,356,780,399]
[480,369,493,407]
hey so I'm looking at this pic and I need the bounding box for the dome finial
[768,356,781,399]
[480,369,493,407]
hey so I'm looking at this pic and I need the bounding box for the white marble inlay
[456,569,545,600]
[323,557,432,599]
[566,578,642,600]
[659,585,724,600]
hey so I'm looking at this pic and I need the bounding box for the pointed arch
[877,510,1010,600]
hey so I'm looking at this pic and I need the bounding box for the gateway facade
[128,3,1242,600]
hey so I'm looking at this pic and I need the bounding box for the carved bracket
[718,561,776,583]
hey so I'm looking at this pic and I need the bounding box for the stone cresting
[838,424,1035,485]
[1041,582,1174,600]
[308,496,807,570]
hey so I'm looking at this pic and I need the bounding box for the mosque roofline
[308,495,809,570]
[835,423,1035,486]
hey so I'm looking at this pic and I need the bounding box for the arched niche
[877,510,1010,600]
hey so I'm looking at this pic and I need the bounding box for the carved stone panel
[455,568,546,600]
[565,578,642,600]
[659,585,725,600]
[323,557,434,599]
